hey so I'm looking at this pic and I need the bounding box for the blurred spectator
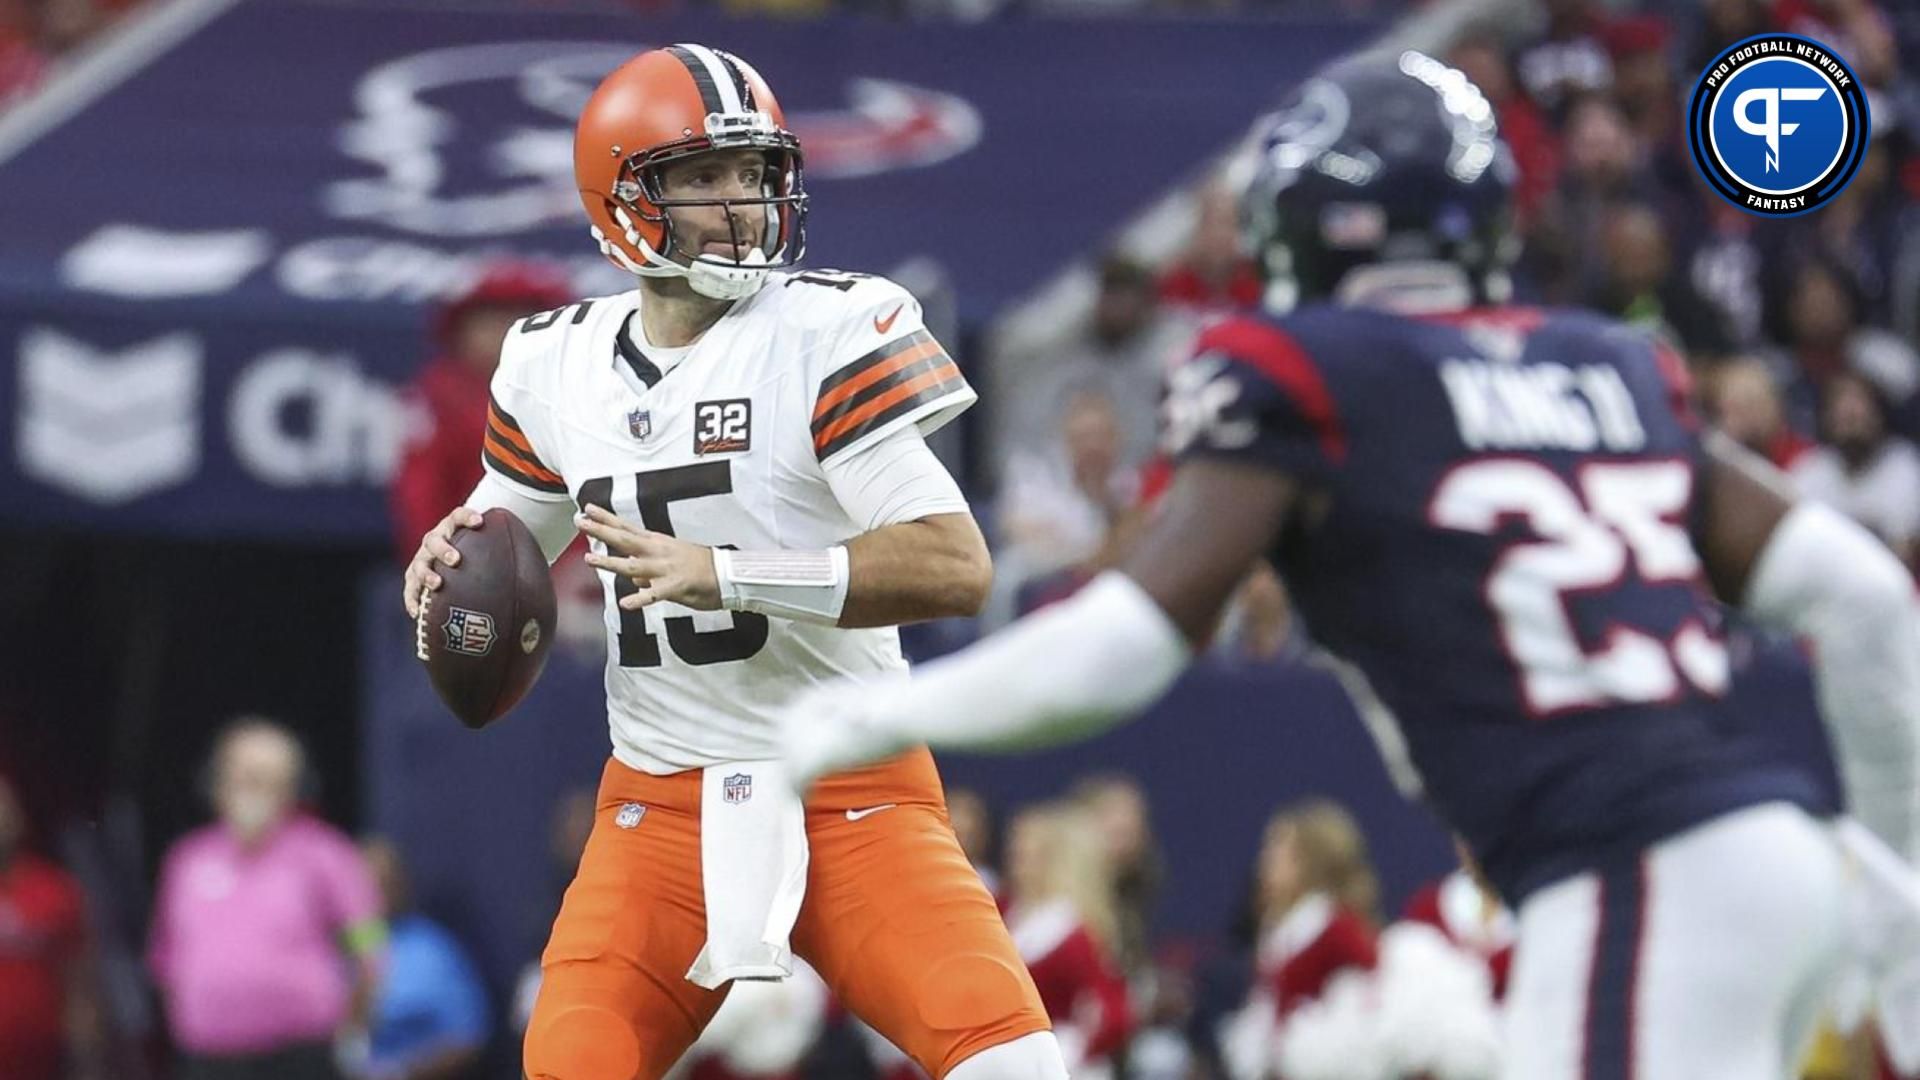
[1686,0,1771,76]
[944,786,999,895]
[682,960,828,1080]
[1515,0,1614,119]
[995,387,1140,615]
[1689,199,1773,349]
[1398,843,1513,1001]
[1003,802,1133,1080]
[1766,256,1920,436]
[148,719,384,1080]
[1791,370,1920,568]
[1590,200,1734,357]
[389,262,571,562]
[1448,28,1561,226]
[1214,563,1296,664]
[1601,15,1695,201]
[993,253,1192,480]
[1707,356,1814,470]
[356,839,487,1080]
[1072,773,1163,980]
[1525,94,1670,305]
[0,0,48,111]
[1800,132,1908,329]
[1158,181,1262,313]
[0,774,105,1080]
[1217,800,1378,1080]
[510,787,597,1035]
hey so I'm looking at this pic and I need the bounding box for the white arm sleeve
[821,423,970,531]
[1745,500,1920,861]
[464,473,579,565]
[782,572,1190,783]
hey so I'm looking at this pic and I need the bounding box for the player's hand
[776,678,914,793]
[403,507,484,619]
[577,504,722,611]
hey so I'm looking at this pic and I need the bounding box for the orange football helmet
[574,44,807,299]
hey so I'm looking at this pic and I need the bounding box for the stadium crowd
[3,0,1919,1077]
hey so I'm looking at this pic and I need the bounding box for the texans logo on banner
[326,42,982,239]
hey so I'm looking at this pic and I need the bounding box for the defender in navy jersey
[1181,300,1823,901]
[779,52,1920,1079]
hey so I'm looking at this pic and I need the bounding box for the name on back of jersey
[1438,358,1648,453]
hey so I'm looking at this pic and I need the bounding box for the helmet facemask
[602,117,809,301]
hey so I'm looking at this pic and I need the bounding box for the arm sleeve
[809,281,976,464]
[1744,500,1920,861]
[783,571,1191,783]
[465,473,579,565]
[820,423,970,531]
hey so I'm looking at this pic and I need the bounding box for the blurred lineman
[781,53,1920,1080]
[148,720,384,1080]
[400,44,1062,1079]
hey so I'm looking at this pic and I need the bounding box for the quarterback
[402,45,1063,1080]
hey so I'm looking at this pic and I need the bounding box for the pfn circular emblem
[1688,34,1869,217]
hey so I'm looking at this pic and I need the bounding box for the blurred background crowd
[2,0,1917,1076]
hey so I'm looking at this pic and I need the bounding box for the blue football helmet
[1241,50,1519,313]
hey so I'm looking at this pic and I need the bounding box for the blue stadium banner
[0,1,1376,540]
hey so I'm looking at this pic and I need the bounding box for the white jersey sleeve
[473,304,580,561]
[804,277,976,464]
[481,308,574,500]
[822,425,970,532]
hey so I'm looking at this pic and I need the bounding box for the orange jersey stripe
[812,340,946,418]
[812,362,962,451]
[487,408,538,457]
[483,430,563,486]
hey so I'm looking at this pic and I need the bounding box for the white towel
[685,759,811,990]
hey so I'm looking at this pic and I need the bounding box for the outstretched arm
[1696,432,1920,860]
[779,458,1297,785]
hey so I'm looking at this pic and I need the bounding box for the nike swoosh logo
[873,305,903,336]
[845,803,897,822]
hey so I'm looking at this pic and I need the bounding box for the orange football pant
[523,748,1050,1079]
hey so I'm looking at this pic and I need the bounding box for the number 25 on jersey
[1430,458,1730,717]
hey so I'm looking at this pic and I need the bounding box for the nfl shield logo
[615,802,646,829]
[627,408,652,440]
[442,606,495,656]
[722,773,753,805]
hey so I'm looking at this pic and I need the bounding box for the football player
[401,45,1065,1080]
[778,53,1920,1079]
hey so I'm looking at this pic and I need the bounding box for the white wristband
[714,547,851,626]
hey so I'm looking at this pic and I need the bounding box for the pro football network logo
[442,607,497,656]
[1688,33,1869,217]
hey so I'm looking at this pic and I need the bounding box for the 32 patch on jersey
[694,399,751,455]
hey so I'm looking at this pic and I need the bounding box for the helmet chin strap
[687,246,770,300]
[596,205,774,300]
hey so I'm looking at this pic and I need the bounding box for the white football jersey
[481,269,974,774]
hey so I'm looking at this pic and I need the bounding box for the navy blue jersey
[1168,304,1823,901]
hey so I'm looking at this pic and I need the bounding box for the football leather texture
[416,508,557,729]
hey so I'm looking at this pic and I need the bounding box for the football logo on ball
[442,607,497,657]
[520,618,542,655]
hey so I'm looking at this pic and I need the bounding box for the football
[415,508,557,729]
